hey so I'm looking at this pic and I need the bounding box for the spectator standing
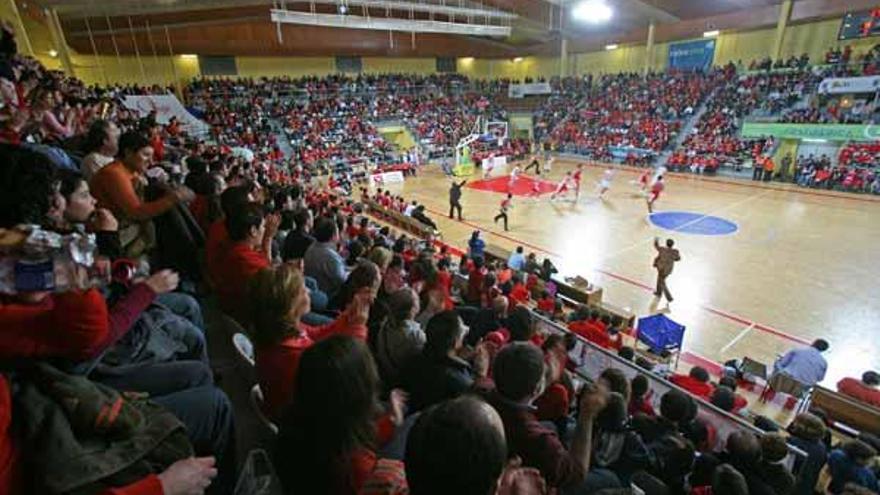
[448,179,467,220]
[507,246,526,271]
[652,237,681,302]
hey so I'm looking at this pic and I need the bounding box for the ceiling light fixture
[605,43,619,50]
[703,30,720,38]
[513,57,523,62]
[48,49,58,57]
[572,0,613,24]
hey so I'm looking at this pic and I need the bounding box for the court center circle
[649,211,739,236]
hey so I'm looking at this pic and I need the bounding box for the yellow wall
[713,29,777,66]
[235,56,335,78]
[363,57,435,74]
[457,56,560,80]
[70,54,200,87]
[574,43,668,76]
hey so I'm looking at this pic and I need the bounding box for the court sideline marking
[408,191,811,347]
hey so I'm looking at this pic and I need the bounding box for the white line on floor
[720,323,756,353]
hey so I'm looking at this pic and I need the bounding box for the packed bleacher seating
[791,146,880,194]
[672,67,822,173]
[7,20,880,494]
[540,71,715,161]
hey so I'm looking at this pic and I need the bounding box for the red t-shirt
[256,315,367,419]
[837,378,880,408]
[568,320,613,349]
[669,374,714,399]
[211,242,270,323]
[509,283,530,306]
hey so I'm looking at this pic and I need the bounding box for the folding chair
[760,371,812,412]
[231,333,278,435]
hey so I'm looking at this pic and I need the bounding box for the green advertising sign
[741,122,880,142]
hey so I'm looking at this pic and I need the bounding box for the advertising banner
[741,122,880,142]
[668,39,716,71]
[817,76,880,94]
[508,82,552,99]
[122,94,208,134]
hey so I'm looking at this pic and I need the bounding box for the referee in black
[449,179,467,220]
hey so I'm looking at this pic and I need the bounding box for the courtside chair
[760,371,813,413]
[232,333,279,435]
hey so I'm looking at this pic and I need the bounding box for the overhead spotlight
[572,0,613,24]
[48,49,58,58]
[703,30,720,38]
[338,3,347,14]
[513,57,523,62]
[605,43,619,50]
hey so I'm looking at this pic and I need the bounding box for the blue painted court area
[649,211,738,236]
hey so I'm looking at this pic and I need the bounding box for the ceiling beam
[270,9,512,36]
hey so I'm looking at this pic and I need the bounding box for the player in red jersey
[572,164,585,200]
[638,168,652,192]
[647,175,665,213]
[550,172,573,202]
[493,193,513,231]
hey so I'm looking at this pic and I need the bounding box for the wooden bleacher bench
[483,244,512,265]
[809,386,880,436]
[552,276,604,306]
[363,199,436,239]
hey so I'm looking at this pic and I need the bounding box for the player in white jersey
[508,164,521,188]
[598,168,615,198]
[543,155,554,173]
[483,154,496,179]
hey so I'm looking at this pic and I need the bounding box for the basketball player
[494,193,513,231]
[572,163,584,200]
[524,154,542,174]
[508,164,521,188]
[598,168,615,198]
[638,168,652,192]
[647,175,665,213]
[483,153,496,179]
[543,155,554,173]
[550,172,574,202]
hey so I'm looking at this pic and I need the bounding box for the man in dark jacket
[449,179,467,220]
[402,310,489,412]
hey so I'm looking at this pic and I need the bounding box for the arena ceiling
[21,0,872,58]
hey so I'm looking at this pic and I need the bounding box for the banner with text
[668,39,716,71]
[741,122,880,142]
[818,76,880,94]
[122,94,209,134]
[508,82,552,99]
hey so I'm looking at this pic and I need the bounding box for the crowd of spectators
[540,71,713,161]
[672,67,820,173]
[791,149,880,193]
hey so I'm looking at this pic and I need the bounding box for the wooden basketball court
[382,158,880,390]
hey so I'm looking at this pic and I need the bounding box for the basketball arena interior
[1,0,880,493]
